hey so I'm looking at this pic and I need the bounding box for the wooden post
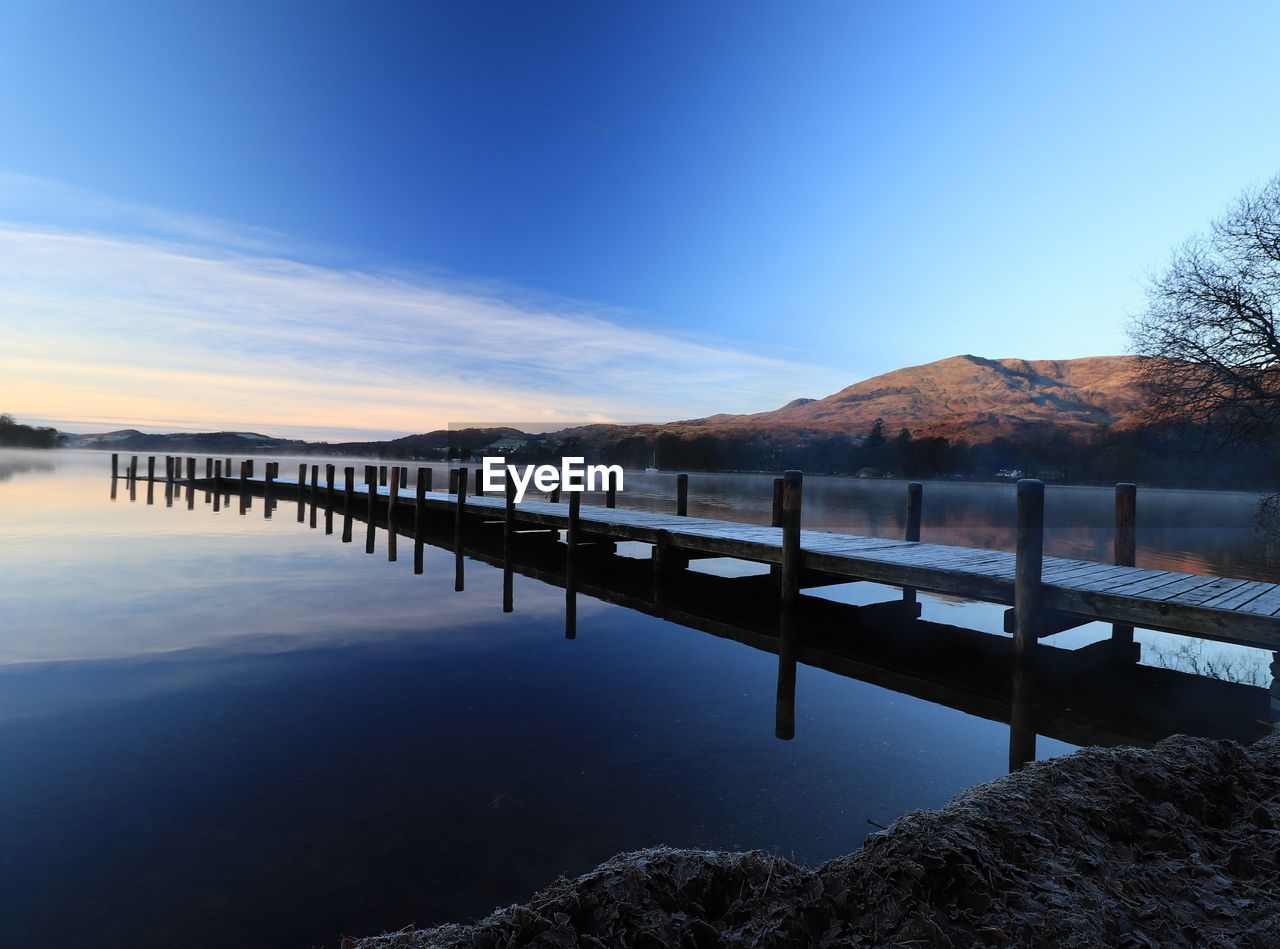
[473,465,484,497]
[325,464,336,510]
[676,473,688,516]
[187,457,196,482]
[780,471,803,606]
[239,460,249,515]
[606,470,617,509]
[205,457,213,479]
[147,456,156,482]
[414,468,427,576]
[422,467,433,493]
[449,468,460,494]
[264,462,275,518]
[379,465,387,487]
[388,466,400,511]
[166,456,174,484]
[503,474,516,612]
[130,455,138,482]
[365,465,377,543]
[903,481,923,607]
[225,457,231,476]
[1111,482,1138,655]
[212,460,221,511]
[771,478,784,527]
[297,464,307,522]
[454,467,468,591]
[400,468,407,489]
[246,460,254,478]
[111,453,119,480]
[1014,479,1045,662]
[566,489,580,639]
[342,467,355,543]
[905,482,923,541]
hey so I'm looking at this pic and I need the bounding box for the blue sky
[2,1,1280,437]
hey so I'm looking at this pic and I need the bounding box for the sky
[2,1,1280,439]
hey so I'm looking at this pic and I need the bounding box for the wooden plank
[1198,581,1275,612]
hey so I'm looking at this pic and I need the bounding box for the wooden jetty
[110,454,1280,656]
[118,453,1275,769]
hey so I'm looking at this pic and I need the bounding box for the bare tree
[1130,172,1280,444]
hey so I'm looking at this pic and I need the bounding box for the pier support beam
[454,467,468,591]
[566,488,580,638]
[606,470,617,509]
[903,481,922,606]
[1013,479,1044,663]
[111,453,119,480]
[342,467,354,543]
[779,470,804,606]
[504,475,516,612]
[1111,483,1139,661]
[676,473,688,516]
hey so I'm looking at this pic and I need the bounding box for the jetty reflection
[124,470,1276,773]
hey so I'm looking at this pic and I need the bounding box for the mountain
[674,354,1146,441]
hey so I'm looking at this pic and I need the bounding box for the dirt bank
[353,732,1280,947]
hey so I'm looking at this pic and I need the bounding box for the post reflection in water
[117,467,1279,788]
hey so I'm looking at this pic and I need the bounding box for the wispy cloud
[0,184,847,439]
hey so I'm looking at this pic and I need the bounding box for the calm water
[1,449,1275,948]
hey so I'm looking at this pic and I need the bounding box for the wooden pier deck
[118,455,1280,654]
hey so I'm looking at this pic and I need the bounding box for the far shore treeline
[0,414,61,449]
[42,416,1280,492]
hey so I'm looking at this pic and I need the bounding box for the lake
[1,449,1275,948]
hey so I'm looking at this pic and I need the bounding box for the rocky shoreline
[354,732,1280,948]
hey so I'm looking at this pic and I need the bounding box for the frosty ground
[352,732,1280,948]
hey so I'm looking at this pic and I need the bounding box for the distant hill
[675,355,1146,440]
[57,355,1149,458]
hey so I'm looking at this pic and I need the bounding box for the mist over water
[0,449,1273,948]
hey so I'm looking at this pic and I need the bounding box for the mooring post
[205,457,213,479]
[422,467,433,493]
[454,467,468,592]
[606,470,617,509]
[1111,483,1138,657]
[147,456,156,482]
[780,470,804,606]
[296,464,307,522]
[129,455,138,482]
[388,467,400,511]
[224,457,231,477]
[165,456,173,484]
[342,467,355,543]
[379,465,387,487]
[187,457,196,482]
[1014,479,1045,663]
[325,464,335,510]
[676,473,688,516]
[212,460,221,511]
[239,460,249,515]
[503,474,516,612]
[903,482,923,607]
[449,468,460,495]
[246,460,254,479]
[111,453,119,480]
